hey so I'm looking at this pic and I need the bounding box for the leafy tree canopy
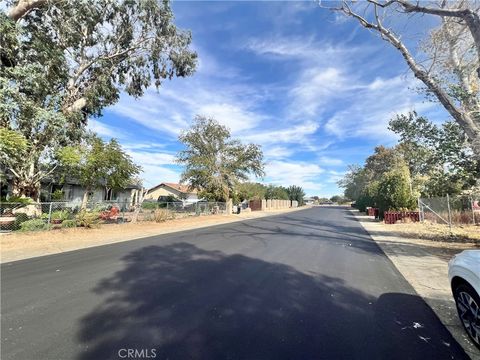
[177,116,265,202]
[1,0,196,199]
[58,137,141,207]
[265,184,289,200]
[389,111,479,195]
[286,185,305,206]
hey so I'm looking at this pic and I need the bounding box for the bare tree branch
[7,0,49,22]
[325,0,480,158]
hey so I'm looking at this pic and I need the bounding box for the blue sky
[90,1,449,197]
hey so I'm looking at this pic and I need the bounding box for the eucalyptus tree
[177,116,265,202]
[324,0,480,158]
[0,0,196,199]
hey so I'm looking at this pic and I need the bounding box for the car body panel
[448,250,480,296]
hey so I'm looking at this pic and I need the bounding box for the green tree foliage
[389,112,479,196]
[236,182,267,202]
[338,146,417,213]
[286,185,305,206]
[265,184,289,200]
[177,116,265,202]
[58,137,141,207]
[1,0,196,199]
[330,195,348,204]
[376,162,417,216]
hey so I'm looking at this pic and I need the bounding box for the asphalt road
[1,207,468,360]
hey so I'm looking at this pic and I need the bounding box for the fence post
[446,194,452,230]
[471,196,476,225]
[417,198,422,222]
[47,202,53,226]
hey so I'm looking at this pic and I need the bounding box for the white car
[448,250,480,349]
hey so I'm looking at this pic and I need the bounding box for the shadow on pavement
[76,243,466,360]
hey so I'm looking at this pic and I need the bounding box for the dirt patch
[0,207,307,263]
[386,221,480,244]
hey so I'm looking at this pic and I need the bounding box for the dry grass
[388,221,480,244]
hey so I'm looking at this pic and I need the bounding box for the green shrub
[61,219,77,228]
[51,189,65,201]
[75,211,100,228]
[20,219,48,231]
[377,163,417,218]
[50,210,70,221]
[141,201,158,210]
[2,196,32,205]
[13,213,30,230]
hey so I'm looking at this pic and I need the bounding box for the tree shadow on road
[76,243,465,360]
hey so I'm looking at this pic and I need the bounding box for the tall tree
[1,0,196,199]
[286,185,306,205]
[177,116,265,202]
[265,184,289,200]
[324,0,480,158]
[58,137,141,208]
[236,182,267,202]
[389,111,479,195]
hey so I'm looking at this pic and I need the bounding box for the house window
[63,184,74,200]
[104,189,118,201]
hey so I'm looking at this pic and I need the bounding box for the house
[43,180,143,207]
[1,175,143,207]
[304,197,316,205]
[144,182,199,203]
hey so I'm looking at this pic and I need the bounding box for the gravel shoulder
[0,207,308,264]
[351,210,480,359]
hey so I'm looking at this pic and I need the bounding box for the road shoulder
[351,210,480,359]
[0,207,309,264]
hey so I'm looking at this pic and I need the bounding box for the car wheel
[454,282,480,349]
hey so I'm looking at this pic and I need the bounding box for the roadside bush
[50,210,71,221]
[141,201,158,210]
[13,213,30,230]
[377,163,417,218]
[153,209,175,222]
[20,219,48,232]
[61,219,77,228]
[76,211,100,228]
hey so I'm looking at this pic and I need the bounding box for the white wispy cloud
[264,160,324,193]
[324,75,439,140]
[87,119,126,139]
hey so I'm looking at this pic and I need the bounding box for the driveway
[1,207,467,359]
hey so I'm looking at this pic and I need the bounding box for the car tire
[453,282,480,349]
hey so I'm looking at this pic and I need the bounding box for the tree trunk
[64,97,87,113]
[81,189,90,210]
[11,180,40,202]
[7,0,48,22]
[335,3,480,159]
[10,161,41,202]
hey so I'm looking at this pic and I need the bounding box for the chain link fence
[418,194,480,226]
[0,201,227,232]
